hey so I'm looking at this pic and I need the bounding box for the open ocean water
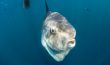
[0,0,110,65]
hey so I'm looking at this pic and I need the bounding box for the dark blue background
[0,0,110,65]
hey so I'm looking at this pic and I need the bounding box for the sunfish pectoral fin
[23,0,30,9]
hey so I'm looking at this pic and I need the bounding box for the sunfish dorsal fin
[23,0,30,9]
[45,0,51,16]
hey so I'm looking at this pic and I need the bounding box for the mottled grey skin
[41,12,76,62]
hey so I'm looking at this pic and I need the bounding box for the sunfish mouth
[41,12,76,62]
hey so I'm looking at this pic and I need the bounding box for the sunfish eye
[50,29,56,34]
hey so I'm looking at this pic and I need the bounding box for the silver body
[41,12,76,62]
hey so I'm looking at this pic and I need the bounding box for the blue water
[0,0,110,65]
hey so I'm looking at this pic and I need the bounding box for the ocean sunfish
[41,0,76,62]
